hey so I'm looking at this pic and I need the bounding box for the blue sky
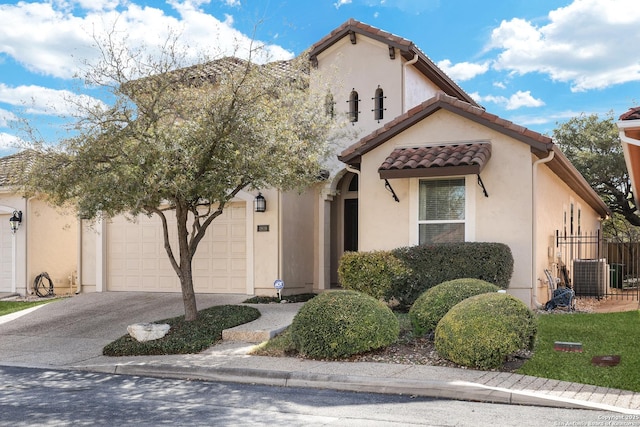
[0,0,639,156]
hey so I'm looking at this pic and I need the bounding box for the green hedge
[338,242,513,310]
[290,290,399,359]
[338,251,411,300]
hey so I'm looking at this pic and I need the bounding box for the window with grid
[418,179,465,244]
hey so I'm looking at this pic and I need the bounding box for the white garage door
[0,214,12,293]
[107,203,247,293]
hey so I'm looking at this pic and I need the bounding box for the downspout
[402,52,419,113]
[345,165,360,176]
[76,217,82,294]
[531,149,555,309]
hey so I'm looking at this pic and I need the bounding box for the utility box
[573,259,608,297]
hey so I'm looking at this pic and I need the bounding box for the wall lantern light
[254,193,266,213]
[9,210,22,233]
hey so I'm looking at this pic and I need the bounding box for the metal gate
[555,230,640,301]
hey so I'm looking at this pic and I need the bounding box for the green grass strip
[0,299,56,316]
[519,311,640,392]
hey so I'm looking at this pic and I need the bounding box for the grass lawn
[0,299,56,316]
[518,310,640,392]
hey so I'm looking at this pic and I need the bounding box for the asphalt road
[0,366,623,427]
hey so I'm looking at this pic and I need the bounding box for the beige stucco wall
[0,192,77,296]
[248,188,279,296]
[404,65,442,112]
[26,199,78,295]
[279,188,316,295]
[533,158,602,305]
[312,36,403,145]
[355,108,603,307]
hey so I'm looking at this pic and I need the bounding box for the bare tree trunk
[175,202,198,321]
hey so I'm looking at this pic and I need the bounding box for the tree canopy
[24,35,339,320]
[553,112,640,227]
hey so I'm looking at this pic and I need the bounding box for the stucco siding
[280,189,316,294]
[354,108,539,303]
[534,157,603,304]
[404,66,442,112]
[27,200,78,295]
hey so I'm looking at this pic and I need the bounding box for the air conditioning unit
[572,259,608,297]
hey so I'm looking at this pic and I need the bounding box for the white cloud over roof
[488,0,640,92]
[0,0,294,80]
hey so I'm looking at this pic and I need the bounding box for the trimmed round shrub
[435,293,537,370]
[409,278,500,336]
[290,290,399,359]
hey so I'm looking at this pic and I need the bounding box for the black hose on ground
[33,272,54,298]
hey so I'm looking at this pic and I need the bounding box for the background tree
[553,112,640,227]
[24,33,338,321]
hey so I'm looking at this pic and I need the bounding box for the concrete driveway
[0,292,247,368]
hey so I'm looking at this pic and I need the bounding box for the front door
[344,199,358,252]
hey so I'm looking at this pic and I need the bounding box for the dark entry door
[344,199,358,252]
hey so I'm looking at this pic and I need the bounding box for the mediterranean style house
[1,19,609,309]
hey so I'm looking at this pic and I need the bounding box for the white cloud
[221,0,241,6]
[488,0,640,92]
[0,132,20,149]
[0,1,294,81]
[0,84,105,117]
[505,90,545,110]
[437,59,489,81]
[334,0,352,9]
[0,108,17,127]
[471,90,544,110]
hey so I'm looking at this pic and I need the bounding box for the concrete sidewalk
[1,292,639,414]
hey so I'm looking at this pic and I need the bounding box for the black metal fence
[555,230,640,301]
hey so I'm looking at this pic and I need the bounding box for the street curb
[97,363,640,415]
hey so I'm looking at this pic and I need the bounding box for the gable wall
[404,66,442,111]
[312,36,444,156]
[357,109,536,303]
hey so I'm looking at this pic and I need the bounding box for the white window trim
[409,176,476,245]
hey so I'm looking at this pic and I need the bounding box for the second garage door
[107,203,247,293]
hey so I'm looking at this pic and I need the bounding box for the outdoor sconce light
[254,193,266,213]
[9,210,22,233]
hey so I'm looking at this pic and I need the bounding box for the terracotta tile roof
[339,93,552,164]
[0,150,33,187]
[379,143,491,179]
[308,19,478,107]
[338,93,609,218]
[620,107,640,121]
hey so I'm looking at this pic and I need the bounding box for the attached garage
[106,202,249,294]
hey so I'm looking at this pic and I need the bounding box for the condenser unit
[572,259,608,297]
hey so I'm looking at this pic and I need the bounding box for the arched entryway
[328,171,359,287]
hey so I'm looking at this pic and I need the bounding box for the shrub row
[338,242,513,309]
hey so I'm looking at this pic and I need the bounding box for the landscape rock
[127,323,170,342]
